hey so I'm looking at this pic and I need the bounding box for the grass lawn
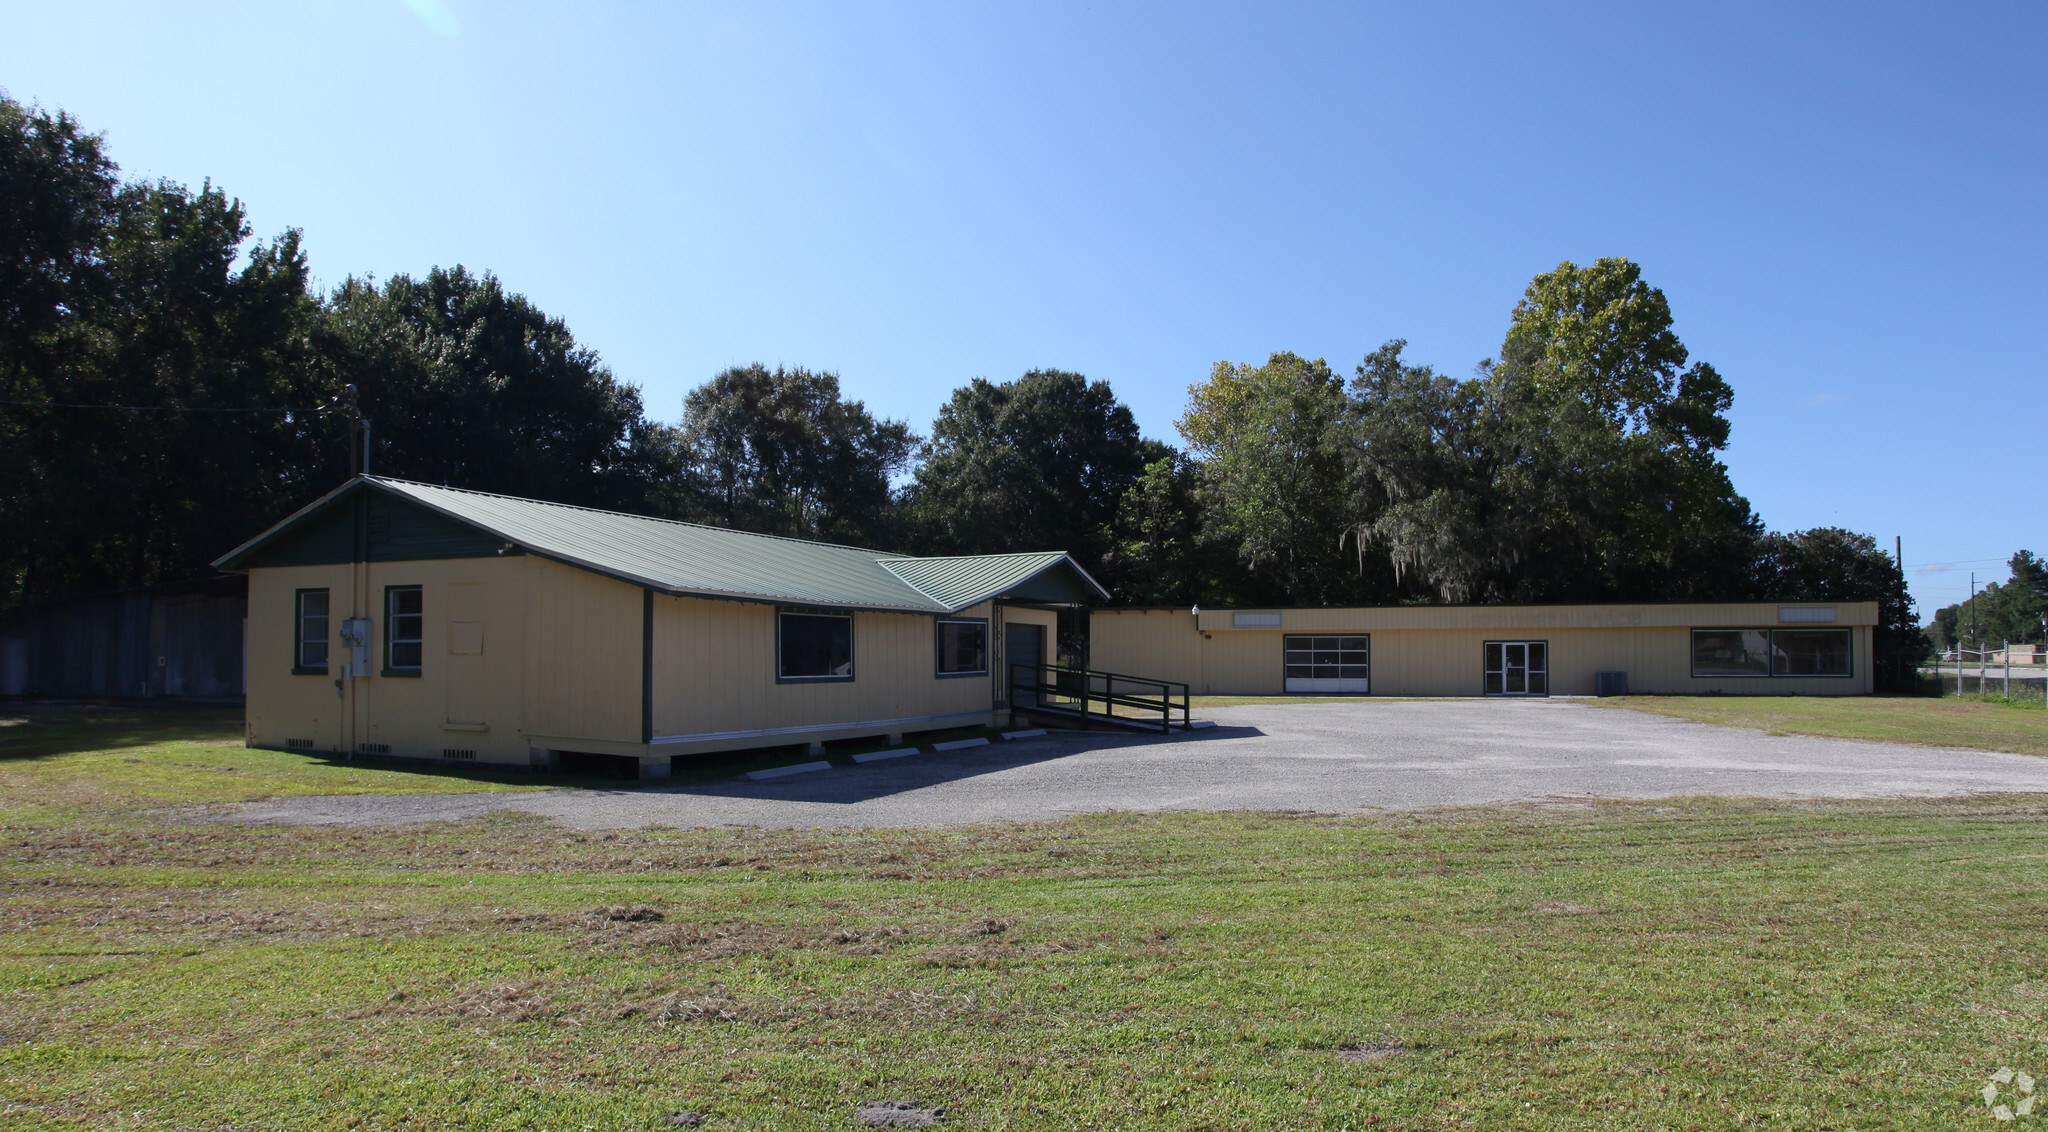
[3,709,2045,1128]
[0,705,559,817]
[1594,694,2048,757]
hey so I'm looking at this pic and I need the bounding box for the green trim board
[216,477,1111,615]
[221,488,510,569]
[641,588,654,746]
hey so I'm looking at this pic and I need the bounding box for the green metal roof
[882,552,1097,609]
[215,477,1108,613]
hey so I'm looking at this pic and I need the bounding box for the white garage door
[1284,634,1369,693]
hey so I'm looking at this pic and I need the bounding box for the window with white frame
[295,589,329,672]
[385,586,423,673]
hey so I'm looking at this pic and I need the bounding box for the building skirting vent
[442,748,477,760]
[284,738,315,750]
[357,742,391,755]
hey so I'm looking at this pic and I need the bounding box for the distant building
[1092,601,1877,697]
[0,576,247,699]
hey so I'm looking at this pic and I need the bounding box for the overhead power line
[0,398,330,413]
[1906,558,2017,569]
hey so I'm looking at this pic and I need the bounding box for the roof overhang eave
[942,554,1112,614]
[211,476,377,572]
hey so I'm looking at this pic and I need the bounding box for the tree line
[1,94,1925,668]
[1927,552,2047,653]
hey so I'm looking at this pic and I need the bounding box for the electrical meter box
[338,618,373,678]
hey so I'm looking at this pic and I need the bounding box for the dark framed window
[294,589,329,674]
[1283,634,1370,691]
[385,585,423,674]
[1690,629,1772,677]
[778,612,853,682]
[1773,629,1852,676]
[1691,629,1851,678]
[936,618,988,677]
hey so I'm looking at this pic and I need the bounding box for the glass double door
[1484,641,1548,696]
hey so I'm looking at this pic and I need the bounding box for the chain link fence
[1919,643,2047,705]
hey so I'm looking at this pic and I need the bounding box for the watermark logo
[1984,1068,2038,1122]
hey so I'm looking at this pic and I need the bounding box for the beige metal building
[217,477,1103,779]
[1091,602,1877,698]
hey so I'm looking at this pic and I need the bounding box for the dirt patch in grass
[1336,1042,1414,1062]
[856,1100,947,1127]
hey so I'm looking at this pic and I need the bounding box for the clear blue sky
[7,1,2041,615]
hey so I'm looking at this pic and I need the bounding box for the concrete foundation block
[745,759,832,780]
[932,737,990,751]
[638,758,672,781]
[851,747,918,763]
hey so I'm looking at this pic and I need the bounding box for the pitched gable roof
[215,477,1107,614]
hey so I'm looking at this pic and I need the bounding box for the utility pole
[338,385,362,478]
[335,385,370,479]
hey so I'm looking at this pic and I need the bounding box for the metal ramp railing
[1008,663,1191,734]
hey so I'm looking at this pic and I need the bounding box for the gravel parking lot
[214,698,2048,830]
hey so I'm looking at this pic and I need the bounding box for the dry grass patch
[1591,693,2048,755]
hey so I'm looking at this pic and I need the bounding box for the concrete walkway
[214,699,2048,831]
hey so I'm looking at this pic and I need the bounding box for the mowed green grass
[1595,694,2048,757]
[2,708,2045,1130]
[0,706,554,819]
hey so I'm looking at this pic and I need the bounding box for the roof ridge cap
[370,477,908,557]
[891,550,1067,565]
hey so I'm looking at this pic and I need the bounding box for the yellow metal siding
[246,557,538,764]
[520,555,643,747]
[245,563,354,754]
[649,596,1000,755]
[1196,602,1878,632]
[1094,608,1875,696]
[249,556,1023,766]
[1088,609,1201,686]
